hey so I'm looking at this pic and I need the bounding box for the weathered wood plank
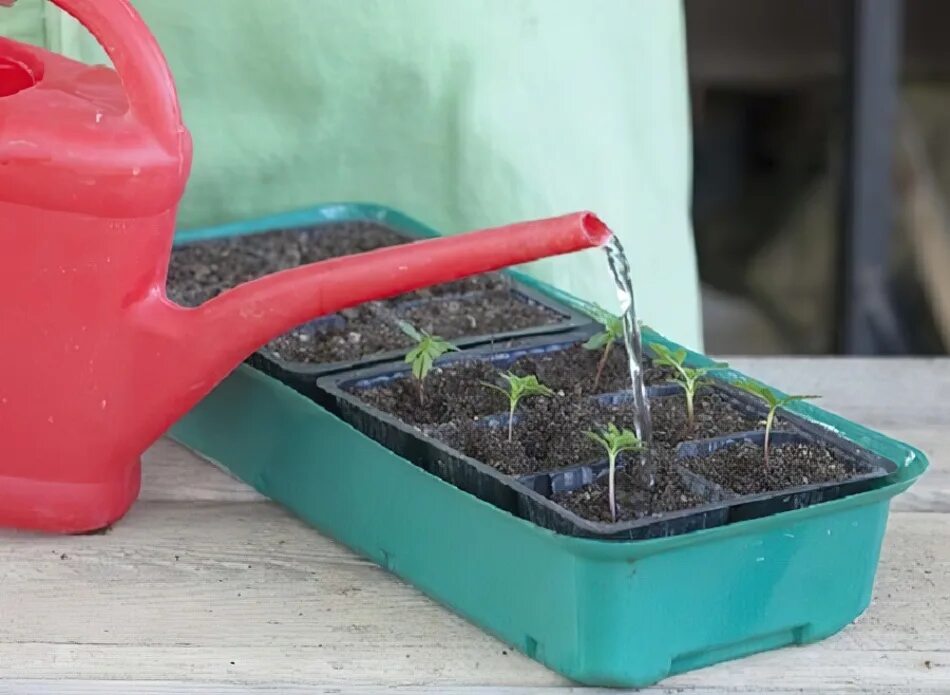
[141,438,265,503]
[0,503,945,691]
[0,683,945,695]
[720,358,950,429]
[5,683,942,695]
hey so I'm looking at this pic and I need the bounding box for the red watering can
[0,0,609,533]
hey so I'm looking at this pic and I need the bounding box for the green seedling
[398,320,458,405]
[586,423,645,523]
[482,372,555,442]
[733,379,819,465]
[649,343,728,428]
[582,304,624,390]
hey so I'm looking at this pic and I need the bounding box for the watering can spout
[137,212,611,444]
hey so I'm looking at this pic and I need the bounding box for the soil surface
[350,342,675,426]
[167,221,564,364]
[552,447,707,523]
[435,395,644,476]
[681,440,857,495]
[650,389,762,443]
[265,303,404,364]
[507,343,673,397]
[168,223,404,306]
[430,388,762,477]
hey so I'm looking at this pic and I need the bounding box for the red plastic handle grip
[50,0,185,153]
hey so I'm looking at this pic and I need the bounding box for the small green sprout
[582,304,624,390]
[398,320,458,405]
[482,372,555,442]
[733,379,819,465]
[649,343,728,428]
[586,423,645,522]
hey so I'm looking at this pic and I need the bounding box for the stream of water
[604,235,654,482]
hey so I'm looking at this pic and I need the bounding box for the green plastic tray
[170,204,927,687]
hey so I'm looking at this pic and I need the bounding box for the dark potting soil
[650,389,762,444]
[167,222,507,306]
[166,221,562,364]
[436,395,644,476]
[429,387,763,477]
[393,291,561,341]
[681,440,855,495]
[350,343,674,427]
[263,292,562,365]
[264,302,405,364]
[349,351,823,524]
[352,360,505,427]
[514,343,672,397]
[551,447,706,524]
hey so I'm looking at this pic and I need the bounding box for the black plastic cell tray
[585,384,898,526]
[318,329,898,540]
[675,427,897,524]
[515,456,737,541]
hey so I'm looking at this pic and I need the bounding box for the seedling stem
[649,343,728,428]
[733,379,819,464]
[586,423,644,522]
[582,305,624,390]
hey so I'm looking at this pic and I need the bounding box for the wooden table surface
[1,358,947,694]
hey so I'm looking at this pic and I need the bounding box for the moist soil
[167,221,502,306]
[510,343,672,397]
[430,388,762,476]
[681,440,856,495]
[552,447,707,524]
[435,395,646,476]
[167,221,563,364]
[351,343,676,427]
[264,292,560,365]
[651,390,761,443]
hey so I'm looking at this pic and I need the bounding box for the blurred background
[688,0,950,356]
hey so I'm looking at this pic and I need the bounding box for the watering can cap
[0,0,191,218]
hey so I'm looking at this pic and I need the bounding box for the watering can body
[0,0,191,532]
[0,0,608,533]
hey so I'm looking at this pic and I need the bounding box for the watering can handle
[50,0,185,153]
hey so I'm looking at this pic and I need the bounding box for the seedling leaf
[482,372,555,441]
[732,378,819,464]
[398,321,458,404]
[648,342,728,427]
